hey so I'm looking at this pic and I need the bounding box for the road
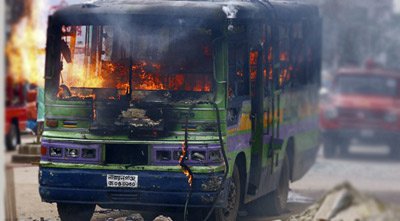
[6,136,400,221]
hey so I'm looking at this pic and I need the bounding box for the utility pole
[1,0,6,219]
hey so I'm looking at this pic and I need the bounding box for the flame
[179,142,193,187]
[132,62,166,90]
[268,47,273,62]
[59,60,212,99]
[250,51,258,81]
[6,0,46,86]
[132,62,211,92]
[280,52,288,61]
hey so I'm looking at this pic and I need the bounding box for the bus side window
[264,25,272,96]
[228,42,249,126]
[291,22,310,87]
[228,43,249,99]
[290,22,305,87]
[278,24,290,89]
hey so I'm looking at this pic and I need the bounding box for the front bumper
[322,129,399,144]
[39,167,226,208]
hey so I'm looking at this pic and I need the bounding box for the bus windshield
[57,24,214,100]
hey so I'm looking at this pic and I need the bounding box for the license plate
[107,174,138,188]
[361,129,374,137]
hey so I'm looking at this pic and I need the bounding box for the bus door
[267,24,286,174]
[247,46,265,194]
[260,24,285,194]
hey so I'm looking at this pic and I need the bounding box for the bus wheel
[6,123,18,151]
[264,153,289,215]
[215,164,241,221]
[57,203,95,221]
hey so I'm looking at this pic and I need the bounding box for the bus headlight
[66,148,79,158]
[156,150,172,161]
[209,150,223,163]
[49,147,62,157]
[41,140,101,163]
[82,148,97,159]
[152,144,223,165]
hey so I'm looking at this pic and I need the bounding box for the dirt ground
[7,139,400,221]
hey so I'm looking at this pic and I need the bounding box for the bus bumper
[39,167,227,208]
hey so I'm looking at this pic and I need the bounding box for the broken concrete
[289,182,400,221]
[152,215,173,221]
[12,142,41,164]
[106,214,173,221]
[106,213,144,221]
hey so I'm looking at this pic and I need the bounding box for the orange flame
[59,59,212,99]
[6,0,46,86]
[250,51,258,81]
[179,142,193,187]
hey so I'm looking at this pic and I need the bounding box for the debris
[288,190,314,204]
[289,182,400,221]
[125,214,145,221]
[121,108,146,119]
[153,215,173,221]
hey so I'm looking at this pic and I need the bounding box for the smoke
[222,4,238,19]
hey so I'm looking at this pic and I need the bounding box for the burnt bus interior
[46,15,223,137]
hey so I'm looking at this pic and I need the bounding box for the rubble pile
[289,183,400,221]
[106,214,173,221]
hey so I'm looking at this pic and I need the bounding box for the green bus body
[39,1,321,220]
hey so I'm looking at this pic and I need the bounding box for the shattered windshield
[57,24,214,100]
[336,75,397,97]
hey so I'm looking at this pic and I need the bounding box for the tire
[57,203,95,221]
[323,141,336,158]
[264,153,290,215]
[214,164,241,221]
[6,123,19,151]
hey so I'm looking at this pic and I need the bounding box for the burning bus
[39,1,321,220]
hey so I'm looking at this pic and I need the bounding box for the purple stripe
[279,117,319,139]
[227,117,319,152]
[227,133,251,152]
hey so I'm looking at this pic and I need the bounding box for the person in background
[36,86,45,143]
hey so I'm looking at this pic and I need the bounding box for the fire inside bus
[39,1,321,220]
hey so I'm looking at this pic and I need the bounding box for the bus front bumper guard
[39,167,227,208]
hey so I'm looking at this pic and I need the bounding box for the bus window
[290,22,306,87]
[228,43,249,99]
[58,25,214,100]
[278,24,290,89]
[263,25,273,96]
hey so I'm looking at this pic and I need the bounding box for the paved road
[6,137,400,221]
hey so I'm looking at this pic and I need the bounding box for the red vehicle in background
[5,76,37,151]
[320,67,400,158]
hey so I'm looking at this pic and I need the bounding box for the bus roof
[52,0,319,24]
